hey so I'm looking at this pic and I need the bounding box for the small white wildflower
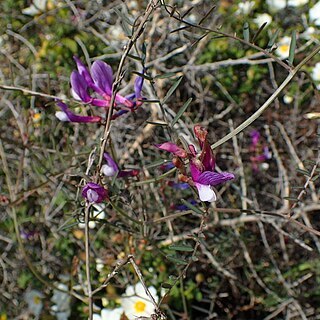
[121,282,159,320]
[236,1,255,15]
[275,36,291,59]
[253,13,272,26]
[24,289,44,318]
[309,1,320,26]
[283,95,294,104]
[266,0,286,12]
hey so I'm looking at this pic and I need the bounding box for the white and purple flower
[156,125,235,202]
[56,57,144,123]
[102,152,139,178]
[82,182,108,203]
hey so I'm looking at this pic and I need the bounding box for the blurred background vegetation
[0,0,320,319]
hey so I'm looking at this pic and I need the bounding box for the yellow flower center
[134,300,146,313]
[33,113,42,122]
[33,296,41,304]
[279,44,289,55]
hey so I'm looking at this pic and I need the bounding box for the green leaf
[145,159,170,169]
[132,71,153,81]
[283,196,300,202]
[180,199,204,215]
[166,254,188,265]
[161,282,173,289]
[169,244,194,252]
[311,174,319,181]
[146,120,169,126]
[252,22,267,43]
[267,29,279,49]
[162,77,183,104]
[171,98,193,127]
[155,72,177,79]
[243,22,250,42]
[296,168,310,176]
[127,53,142,61]
[288,31,296,65]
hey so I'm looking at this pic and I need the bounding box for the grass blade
[171,98,193,127]
[162,77,183,104]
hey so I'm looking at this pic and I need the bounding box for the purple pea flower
[73,57,134,108]
[249,130,272,172]
[156,125,235,202]
[82,182,108,203]
[55,101,101,123]
[102,152,139,178]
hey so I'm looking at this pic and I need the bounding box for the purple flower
[249,130,272,171]
[102,153,139,178]
[156,125,235,202]
[57,57,146,122]
[55,101,101,123]
[82,182,108,203]
[250,130,260,150]
[73,57,134,108]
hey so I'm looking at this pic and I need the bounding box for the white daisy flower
[24,289,44,318]
[275,36,291,59]
[121,282,159,320]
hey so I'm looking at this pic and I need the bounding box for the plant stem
[84,204,93,319]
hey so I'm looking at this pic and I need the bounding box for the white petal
[92,314,102,320]
[101,164,116,177]
[195,184,217,202]
[87,189,98,203]
[55,111,70,122]
[22,5,40,16]
[71,88,81,101]
[88,221,96,229]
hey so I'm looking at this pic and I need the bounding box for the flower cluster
[56,57,144,123]
[93,282,159,320]
[156,125,235,202]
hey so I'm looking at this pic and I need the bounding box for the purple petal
[190,161,202,182]
[102,153,119,176]
[70,71,91,103]
[73,56,94,86]
[200,141,215,171]
[118,169,139,178]
[196,171,235,186]
[56,101,101,123]
[91,60,113,96]
[134,75,143,99]
[82,182,108,203]
[263,146,272,160]
[115,93,134,108]
[155,142,187,158]
[250,130,260,148]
